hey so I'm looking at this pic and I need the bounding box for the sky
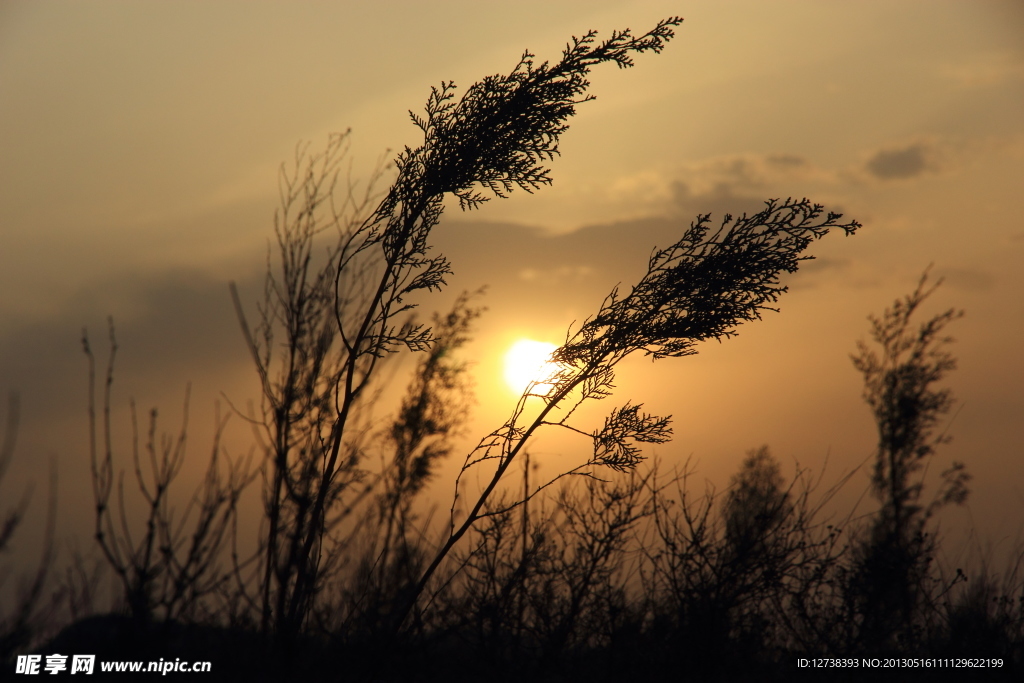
[2,0,1023,576]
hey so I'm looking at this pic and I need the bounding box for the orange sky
[2,1,1023,571]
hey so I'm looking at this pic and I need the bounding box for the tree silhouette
[723,445,793,571]
[850,268,970,649]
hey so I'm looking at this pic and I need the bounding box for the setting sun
[503,339,560,395]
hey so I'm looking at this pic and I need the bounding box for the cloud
[665,153,843,222]
[674,153,829,195]
[934,266,995,292]
[436,152,858,300]
[864,142,936,180]
[517,265,593,284]
[940,51,1024,88]
[0,265,263,427]
[778,256,853,290]
[561,153,842,231]
[436,150,869,308]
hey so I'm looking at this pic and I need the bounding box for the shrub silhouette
[849,269,971,650]
[0,394,58,664]
[80,321,253,626]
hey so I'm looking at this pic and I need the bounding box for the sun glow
[503,340,560,396]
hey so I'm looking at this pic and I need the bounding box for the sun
[503,339,560,396]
